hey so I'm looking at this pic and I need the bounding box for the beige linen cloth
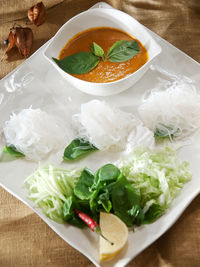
[0,0,200,266]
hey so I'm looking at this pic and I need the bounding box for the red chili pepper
[74,209,114,245]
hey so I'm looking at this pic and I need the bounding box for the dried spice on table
[2,25,33,60]
[28,2,46,26]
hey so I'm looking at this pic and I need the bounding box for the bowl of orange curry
[44,8,162,96]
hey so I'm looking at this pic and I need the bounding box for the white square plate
[0,2,200,267]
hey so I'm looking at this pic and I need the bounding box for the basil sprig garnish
[107,40,140,62]
[154,123,181,140]
[53,40,140,75]
[53,52,99,75]
[93,42,105,59]
[63,138,98,161]
[3,145,25,157]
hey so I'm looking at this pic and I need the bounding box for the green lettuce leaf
[118,147,192,223]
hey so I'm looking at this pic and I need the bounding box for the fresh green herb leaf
[63,138,98,161]
[107,40,140,62]
[89,164,120,215]
[63,196,75,221]
[154,123,181,139]
[90,45,95,54]
[89,188,101,215]
[128,205,144,226]
[143,204,166,224]
[63,196,86,228]
[3,145,25,157]
[93,42,105,58]
[107,40,125,56]
[53,40,140,75]
[111,174,144,227]
[67,216,86,228]
[94,164,120,184]
[52,52,99,75]
[97,189,112,213]
[154,128,170,138]
[74,168,94,200]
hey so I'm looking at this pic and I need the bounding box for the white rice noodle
[138,81,200,139]
[125,124,155,154]
[73,99,154,151]
[3,108,67,160]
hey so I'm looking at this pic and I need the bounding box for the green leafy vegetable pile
[25,148,192,227]
[53,40,140,75]
[118,147,192,223]
[63,164,144,228]
[25,165,82,222]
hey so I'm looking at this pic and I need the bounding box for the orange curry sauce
[59,27,148,83]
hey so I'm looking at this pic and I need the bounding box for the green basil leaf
[63,138,98,161]
[52,52,99,74]
[89,188,101,215]
[94,164,120,184]
[93,42,105,57]
[107,40,125,56]
[143,204,166,224]
[111,174,144,227]
[63,196,86,228]
[154,128,170,138]
[63,196,75,221]
[154,123,180,139]
[127,205,144,226]
[107,40,140,62]
[89,164,121,215]
[74,168,94,200]
[3,145,25,157]
[67,216,86,228]
[90,45,95,54]
[97,189,112,213]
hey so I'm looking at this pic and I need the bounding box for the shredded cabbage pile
[73,99,154,151]
[3,108,67,160]
[25,165,82,222]
[138,82,200,140]
[25,147,192,224]
[117,147,192,220]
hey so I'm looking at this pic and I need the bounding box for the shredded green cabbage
[117,147,192,222]
[25,165,82,222]
[25,147,192,225]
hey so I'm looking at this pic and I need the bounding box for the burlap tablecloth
[0,0,200,266]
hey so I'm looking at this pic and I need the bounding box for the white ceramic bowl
[43,8,162,96]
